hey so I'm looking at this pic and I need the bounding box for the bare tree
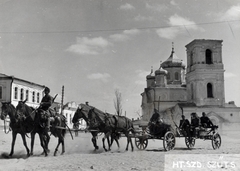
[114,89,122,116]
[135,109,142,119]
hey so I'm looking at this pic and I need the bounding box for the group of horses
[0,100,66,157]
[0,102,136,158]
[72,104,135,152]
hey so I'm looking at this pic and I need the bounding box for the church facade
[141,39,240,133]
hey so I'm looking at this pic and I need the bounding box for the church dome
[161,43,185,68]
[146,67,155,79]
[155,67,168,75]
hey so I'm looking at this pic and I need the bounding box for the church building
[141,39,240,133]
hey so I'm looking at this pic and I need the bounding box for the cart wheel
[212,133,221,149]
[185,137,195,149]
[135,137,148,150]
[163,131,175,151]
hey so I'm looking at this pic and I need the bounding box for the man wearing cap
[190,113,200,137]
[200,112,214,128]
[179,115,190,137]
[39,87,54,131]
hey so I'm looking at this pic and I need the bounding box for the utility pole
[61,85,64,115]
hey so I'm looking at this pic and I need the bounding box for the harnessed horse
[16,100,67,156]
[0,101,48,157]
[88,108,135,151]
[15,100,50,156]
[72,104,119,151]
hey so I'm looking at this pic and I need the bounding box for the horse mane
[89,107,107,123]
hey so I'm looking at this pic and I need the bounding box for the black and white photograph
[0,0,240,170]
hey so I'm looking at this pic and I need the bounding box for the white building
[0,73,45,126]
[0,73,45,108]
[141,39,240,133]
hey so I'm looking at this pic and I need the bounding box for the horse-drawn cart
[175,125,221,150]
[134,122,176,151]
[134,120,221,151]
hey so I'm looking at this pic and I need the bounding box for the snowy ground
[0,128,240,171]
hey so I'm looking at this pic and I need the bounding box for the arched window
[26,90,29,101]
[0,86,2,99]
[175,72,179,80]
[32,91,35,102]
[14,87,18,99]
[207,83,213,98]
[206,49,213,64]
[20,88,24,101]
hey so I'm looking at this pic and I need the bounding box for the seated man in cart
[179,115,190,137]
[200,112,214,128]
[148,109,164,135]
[190,113,200,137]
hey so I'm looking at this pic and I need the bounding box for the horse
[47,112,67,156]
[72,104,119,151]
[0,102,30,157]
[88,108,135,151]
[16,100,67,156]
[15,100,50,156]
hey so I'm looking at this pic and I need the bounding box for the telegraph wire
[0,19,239,34]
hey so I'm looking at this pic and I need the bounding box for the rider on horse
[38,87,55,131]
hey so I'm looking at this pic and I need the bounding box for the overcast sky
[0,0,239,119]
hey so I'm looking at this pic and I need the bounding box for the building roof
[155,67,168,75]
[161,44,185,69]
[146,67,155,79]
[185,39,223,48]
[0,73,45,88]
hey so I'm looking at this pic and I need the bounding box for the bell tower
[185,39,225,106]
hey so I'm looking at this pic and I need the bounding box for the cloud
[123,29,140,35]
[156,14,202,39]
[168,14,199,30]
[221,4,240,21]
[134,15,154,21]
[120,3,135,10]
[109,34,129,42]
[110,29,140,42]
[170,0,177,6]
[135,70,150,85]
[225,72,237,78]
[146,2,168,12]
[87,73,111,83]
[156,27,180,39]
[136,70,151,78]
[66,37,111,55]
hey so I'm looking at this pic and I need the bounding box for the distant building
[0,73,45,108]
[141,39,240,133]
[0,73,45,127]
[62,101,87,130]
